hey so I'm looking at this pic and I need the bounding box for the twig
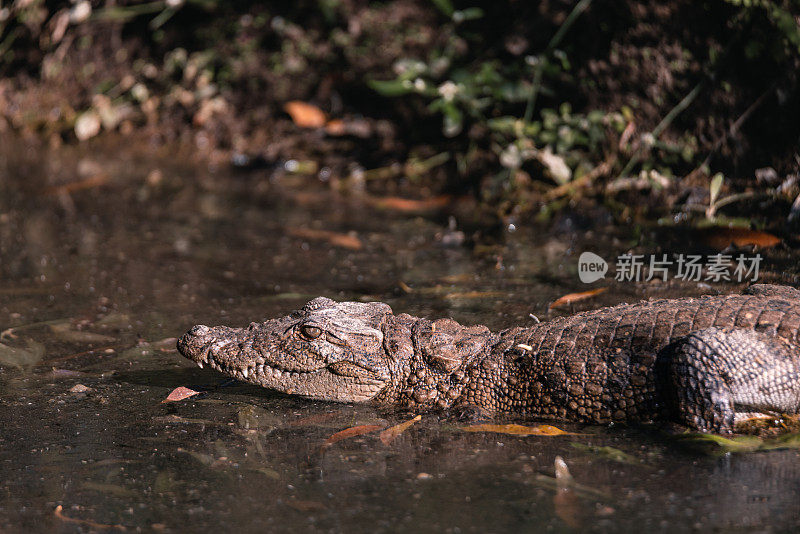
[544,154,616,201]
[617,79,705,179]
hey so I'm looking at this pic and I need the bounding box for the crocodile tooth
[197,361,204,369]
[242,367,249,379]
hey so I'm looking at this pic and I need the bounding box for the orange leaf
[460,424,576,436]
[287,228,363,250]
[549,288,607,309]
[379,415,422,445]
[324,119,346,136]
[702,227,781,250]
[161,386,201,403]
[284,101,327,128]
[370,195,452,213]
[323,424,383,447]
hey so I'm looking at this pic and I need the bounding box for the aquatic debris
[460,423,576,436]
[161,387,201,403]
[675,431,800,454]
[53,505,126,531]
[549,288,607,309]
[379,415,422,445]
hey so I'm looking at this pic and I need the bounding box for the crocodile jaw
[177,324,388,402]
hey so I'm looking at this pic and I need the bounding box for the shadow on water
[1,140,799,532]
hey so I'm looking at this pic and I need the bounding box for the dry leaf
[460,423,575,436]
[161,387,201,403]
[287,228,363,250]
[379,415,421,445]
[322,424,383,447]
[702,227,780,249]
[549,288,607,309]
[324,119,346,136]
[370,195,452,213]
[284,101,327,128]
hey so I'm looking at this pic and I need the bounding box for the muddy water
[1,142,799,533]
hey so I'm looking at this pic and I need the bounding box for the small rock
[416,472,433,480]
[70,384,93,394]
[74,111,101,141]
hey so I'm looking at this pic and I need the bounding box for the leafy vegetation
[0,0,798,222]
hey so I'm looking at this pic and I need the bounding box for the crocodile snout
[177,324,215,363]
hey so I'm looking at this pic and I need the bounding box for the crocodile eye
[300,325,322,340]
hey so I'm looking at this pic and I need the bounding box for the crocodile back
[493,295,800,423]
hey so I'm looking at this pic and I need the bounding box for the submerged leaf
[380,415,422,445]
[549,288,607,309]
[570,443,642,465]
[460,423,575,436]
[323,424,383,447]
[0,339,45,369]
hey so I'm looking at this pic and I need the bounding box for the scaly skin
[177,284,800,432]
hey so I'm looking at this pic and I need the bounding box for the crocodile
[177,284,800,433]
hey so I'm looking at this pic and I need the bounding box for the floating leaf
[460,423,576,436]
[380,415,422,445]
[549,288,607,309]
[287,228,363,250]
[702,227,780,249]
[0,339,45,369]
[161,387,201,403]
[283,101,327,128]
[322,424,383,447]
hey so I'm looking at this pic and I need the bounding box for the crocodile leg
[657,328,800,433]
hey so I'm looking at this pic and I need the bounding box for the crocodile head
[177,297,399,402]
